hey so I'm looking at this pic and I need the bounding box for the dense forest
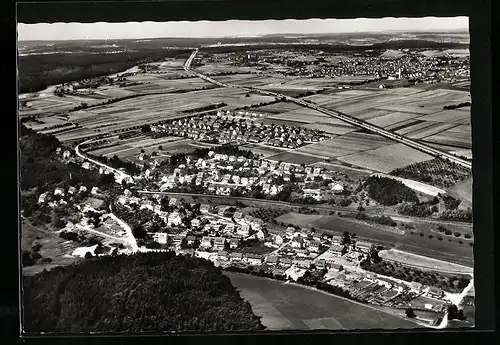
[363,176,419,206]
[23,252,265,333]
[18,49,191,93]
[19,125,103,191]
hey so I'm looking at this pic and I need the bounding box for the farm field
[378,249,473,274]
[300,122,358,135]
[422,125,472,149]
[225,272,419,330]
[266,151,324,165]
[336,143,434,173]
[275,213,473,266]
[296,132,393,159]
[240,144,286,158]
[417,109,470,125]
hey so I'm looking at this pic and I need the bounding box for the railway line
[184,49,471,169]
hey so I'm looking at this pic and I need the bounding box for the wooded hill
[23,251,265,333]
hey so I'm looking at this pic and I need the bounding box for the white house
[237,223,250,237]
[54,187,65,196]
[275,234,284,245]
[79,186,87,193]
[255,229,266,241]
[82,162,92,170]
[331,183,344,193]
[91,186,100,195]
[328,244,344,256]
[200,236,212,249]
[167,212,182,226]
[38,193,48,204]
[152,232,168,244]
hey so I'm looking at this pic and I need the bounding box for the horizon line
[18,28,469,42]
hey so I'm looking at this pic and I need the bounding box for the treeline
[354,212,397,227]
[23,252,265,333]
[443,102,471,110]
[364,176,419,206]
[398,202,436,217]
[440,208,473,223]
[441,194,462,210]
[19,49,191,93]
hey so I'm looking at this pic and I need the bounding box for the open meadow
[225,272,419,330]
[378,249,473,274]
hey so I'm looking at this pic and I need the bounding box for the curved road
[75,138,134,183]
[184,49,471,170]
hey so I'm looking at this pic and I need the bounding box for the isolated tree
[406,307,416,318]
[84,252,93,259]
[341,231,351,245]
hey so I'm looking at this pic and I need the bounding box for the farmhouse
[152,232,168,245]
[427,287,445,299]
[213,237,227,250]
[265,255,280,265]
[229,238,240,249]
[275,234,284,245]
[38,193,48,204]
[200,236,212,249]
[354,240,372,253]
[229,252,243,261]
[328,244,344,256]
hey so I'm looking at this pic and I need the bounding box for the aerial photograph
[18,16,474,333]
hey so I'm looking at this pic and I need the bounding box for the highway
[184,49,471,170]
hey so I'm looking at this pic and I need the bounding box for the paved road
[75,138,135,183]
[184,49,471,170]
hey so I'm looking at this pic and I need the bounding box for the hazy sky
[18,17,468,41]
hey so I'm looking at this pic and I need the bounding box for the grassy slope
[226,272,419,330]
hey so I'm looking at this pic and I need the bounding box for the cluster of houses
[143,150,345,199]
[150,112,326,148]
[37,184,105,210]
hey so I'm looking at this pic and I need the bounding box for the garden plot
[337,143,434,173]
